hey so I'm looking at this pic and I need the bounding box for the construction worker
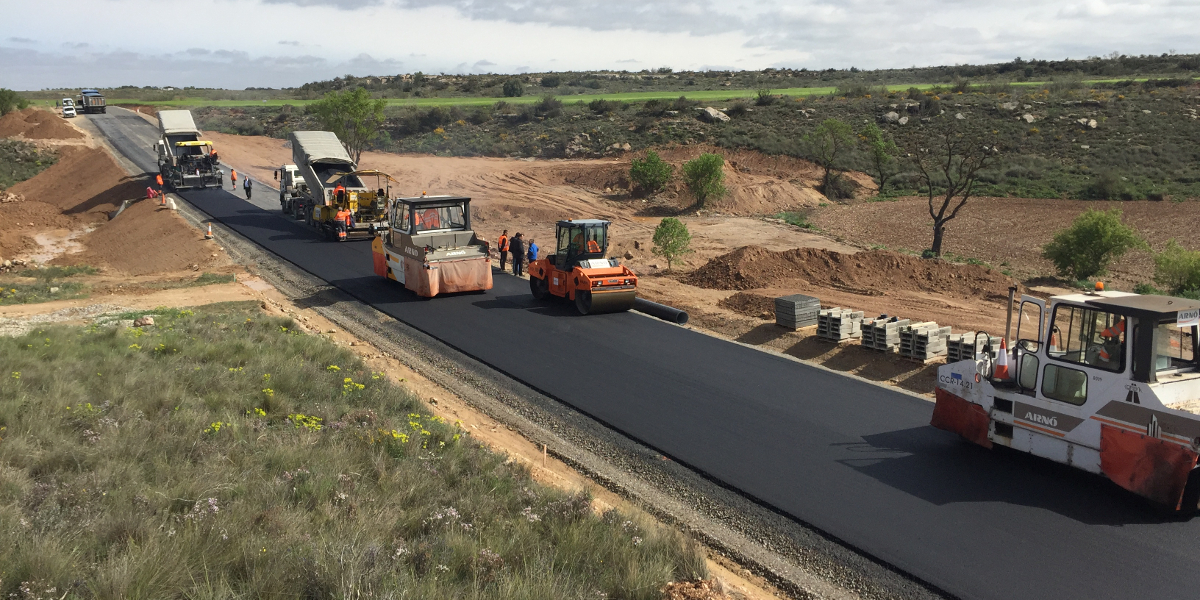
[335,206,350,241]
[243,176,252,200]
[230,169,237,190]
[1098,318,1126,365]
[497,229,509,271]
[510,232,525,277]
[155,173,164,193]
[210,147,219,162]
[528,237,538,262]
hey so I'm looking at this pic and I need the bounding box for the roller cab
[372,195,492,297]
[528,219,638,315]
[933,288,1200,513]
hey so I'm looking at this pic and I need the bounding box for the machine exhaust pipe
[633,298,689,325]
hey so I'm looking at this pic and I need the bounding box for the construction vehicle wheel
[575,290,592,315]
[530,276,549,300]
[1180,469,1200,516]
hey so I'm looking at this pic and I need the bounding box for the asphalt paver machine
[933,287,1200,512]
[528,219,638,315]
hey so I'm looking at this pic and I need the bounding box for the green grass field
[104,84,955,109]
[0,302,705,599]
[90,76,1197,109]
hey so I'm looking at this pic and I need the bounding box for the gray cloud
[261,0,382,9]
[185,48,210,56]
[62,42,89,49]
[0,47,370,90]
[279,40,300,46]
[8,37,35,44]
[394,0,742,36]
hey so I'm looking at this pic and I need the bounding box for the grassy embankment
[0,268,237,306]
[0,139,57,191]
[0,302,705,598]
[92,77,1194,108]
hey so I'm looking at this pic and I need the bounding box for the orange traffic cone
[204,223,214,239]
[993,338,1011,380]
[160,193,166,207]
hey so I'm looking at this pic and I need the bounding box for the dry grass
[0,302,705,599]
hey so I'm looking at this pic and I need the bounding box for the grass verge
[0,303,705,598]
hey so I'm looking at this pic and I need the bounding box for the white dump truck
[288,131,388,241]
[934,287,1200,512]
[275,164,307,216]
[154,110,221,190]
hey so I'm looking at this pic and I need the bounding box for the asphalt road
[88,109,1200,600]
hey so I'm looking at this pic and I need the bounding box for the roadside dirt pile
[62,199,223,275]
[10,146,140,215]
[0,108,84,140]
[717,291,776,319]
[688,246,1018,300]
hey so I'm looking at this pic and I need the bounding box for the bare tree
[911,125,998,256]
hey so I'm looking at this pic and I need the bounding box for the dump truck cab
[275,164,307,212]
[934,289,1200,511]
[528,219,638,315]
[370,195,493,297]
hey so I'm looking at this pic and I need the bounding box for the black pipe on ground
[632,298,689,325]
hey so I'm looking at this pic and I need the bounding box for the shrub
[540,75,561,88]
[1080,171,1130,200]
[533,95,562,118]
[629,150,673,196]
[725,101,749,118]
[651,217,693,270]
[1042,208,1147,280]
[588,99,622,114]
[671,96,695,111]
[640,99,669,117]
[682,153,727,208]
[755,89,777,106]
[1153,239,1200,295]
[502,79,524,98]
[0,88,29,116]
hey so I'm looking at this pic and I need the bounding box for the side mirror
[273,170,279,180]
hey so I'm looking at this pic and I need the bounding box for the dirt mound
[717,291,776,319]
[688,246,1018,301]
[10,146,141,214]
[0,110,34,137]
[0,108,83,140]
[60,199,224,275]
[23,118,84,140]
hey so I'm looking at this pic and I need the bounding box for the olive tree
[308,88,387,164]
[652,217,693,271]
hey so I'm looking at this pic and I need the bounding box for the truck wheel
[530,276,549,300]
[575,290,592,315]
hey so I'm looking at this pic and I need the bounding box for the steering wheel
[1085,344,1106,365]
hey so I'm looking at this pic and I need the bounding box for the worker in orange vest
[335,207,350,241]
[1098,318,1125,364]
[230,169,237,190]
[155,173,164,193]
[497,229,510,271]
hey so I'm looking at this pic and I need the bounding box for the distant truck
[288,130,389,241]
[275,164,308,216]
[77,89,105,114]
[154,110,221,190]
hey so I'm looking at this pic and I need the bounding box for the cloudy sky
[1,0,1196,90]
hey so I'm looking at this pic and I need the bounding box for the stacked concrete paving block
[817,308,864,342]
[861,317,910,352]
[947,333,1002,363]
[775,294,820,330]
[900,323,952,360]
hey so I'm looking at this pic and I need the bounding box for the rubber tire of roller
[530,276,549,300]
[1179,469,1200,516]
[575,290,592,315]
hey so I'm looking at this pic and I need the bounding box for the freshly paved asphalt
[88,109,1200,600]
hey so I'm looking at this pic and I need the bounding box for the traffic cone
[160,193,166,207]
[204,223,214,239]
[993,338,1011,380]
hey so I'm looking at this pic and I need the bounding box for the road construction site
[5,105,1200,600]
